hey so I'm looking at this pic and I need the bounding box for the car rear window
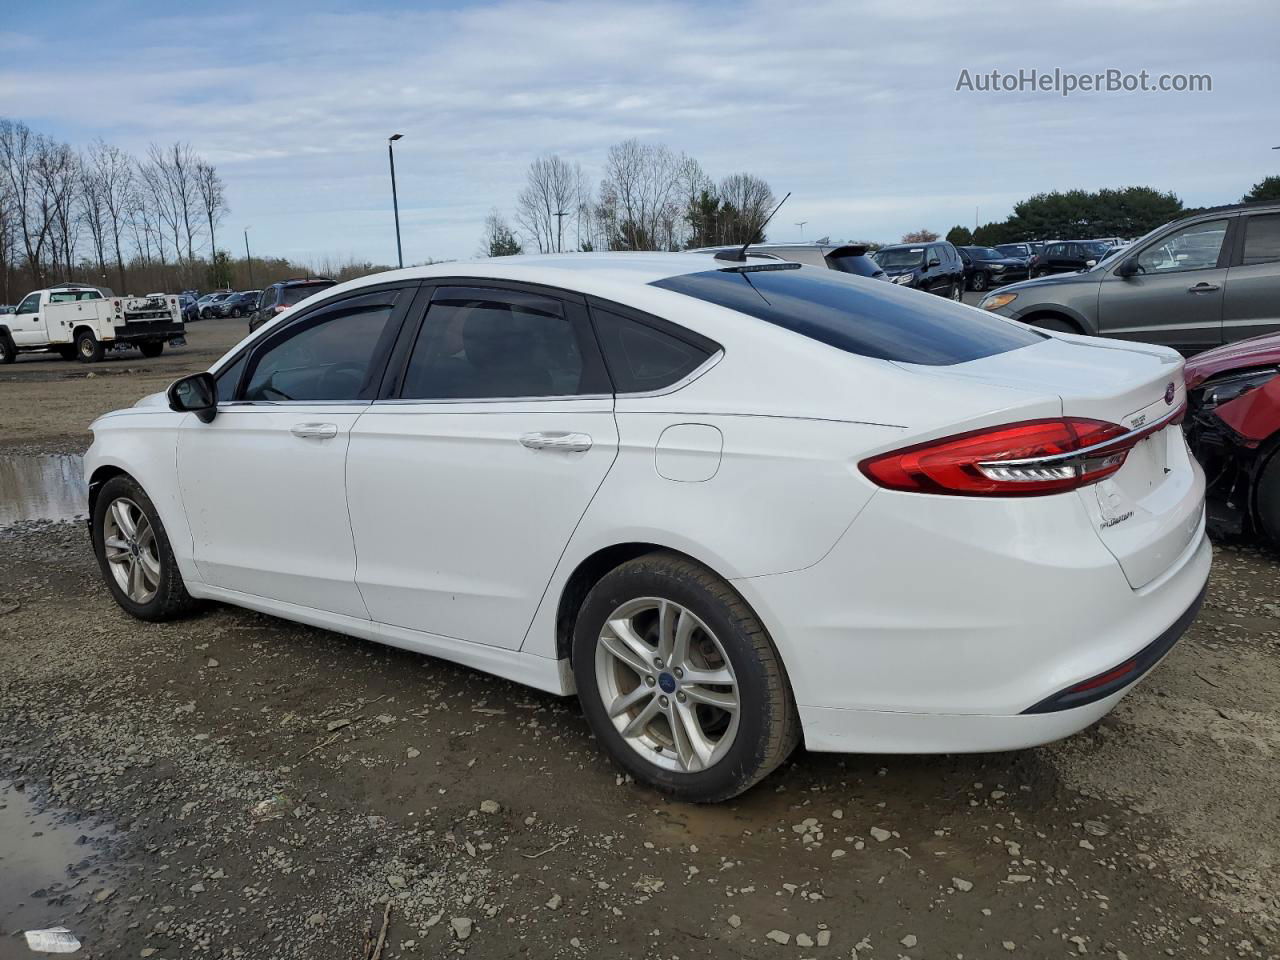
[651,267,1042,366]
[826,253,883,277]
[282,283,334,307]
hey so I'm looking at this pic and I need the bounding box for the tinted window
[243,300,394,402]
[281,283,334,307]
[591,306,715,393]
[651,268,1041,366]
[1242,214,1280,266]
[875,247,925,270]
[215,354,247,402]
[401,292,595,399]
[1137,219,1228,274]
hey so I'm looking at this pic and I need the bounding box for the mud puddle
[0,456,86,528]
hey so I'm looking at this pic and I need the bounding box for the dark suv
[957,246,1030,291]
[872,242,966,299]
[248,278,337,332]
[1032,240,1114,277]
[980,201,1280,353]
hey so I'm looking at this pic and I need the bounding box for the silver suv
[980,202,1280,354]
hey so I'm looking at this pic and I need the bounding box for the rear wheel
[0,334,14,364]
[572,552,799,802]
[138,341,164,358]
[75,329,104,363]
[92,475,197,621]
[1256,449,1280,548]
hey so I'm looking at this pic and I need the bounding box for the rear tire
[0,334,14,364]
[92,475,198,622]
[572,551,799,802]
[1256,449,1280,548]
[139,342,164,358]
[75,329,104,363]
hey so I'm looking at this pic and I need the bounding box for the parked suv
[689,242,887,280]
[1032,240,1114,277]
[980,202,1280,353]
[872,242,965,299]
[957,246,1030,291]
[213,290,261,319]
[248,278,337,332]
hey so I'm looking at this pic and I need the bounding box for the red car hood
[1185,332,1280,388]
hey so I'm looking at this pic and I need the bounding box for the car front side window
[240,292,401,403]
[17,294,39,314]
[1137,220,1229,274]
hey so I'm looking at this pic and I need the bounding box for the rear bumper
[112,321,185,341]
[734,484,1211,755]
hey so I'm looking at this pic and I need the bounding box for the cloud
[0,0,1275,261]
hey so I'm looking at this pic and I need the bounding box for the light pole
[388,133,404,268]
[243,227,252,288]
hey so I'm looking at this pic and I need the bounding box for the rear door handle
[290,422,338,439]
[1187,282,1220,293]
[519,431,592,453]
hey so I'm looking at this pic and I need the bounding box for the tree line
[0,119,235,302]
[481,139,777,257]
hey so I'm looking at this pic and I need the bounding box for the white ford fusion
[86,253,1210,801]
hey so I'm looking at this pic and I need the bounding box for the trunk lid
[899,335,1203,589]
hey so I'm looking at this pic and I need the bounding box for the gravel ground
[1,318,1278,959]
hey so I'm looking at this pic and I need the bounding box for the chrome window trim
[615,347,724,399]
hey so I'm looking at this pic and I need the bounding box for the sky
[2,0,1277,266]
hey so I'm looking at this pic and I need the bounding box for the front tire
[970,271,989,292]
[572,552,799,802]
[949,282,962,301]
[0,334,15,364]
[1029,316,1077,334]
[92,475,197,621]
[75,329,104,363]
[139,342,164,358]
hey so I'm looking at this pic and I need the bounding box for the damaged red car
[1185,331,1280,545]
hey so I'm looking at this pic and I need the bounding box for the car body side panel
[1214,375,1280,444]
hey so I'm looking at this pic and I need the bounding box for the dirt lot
[1,319,1278,959]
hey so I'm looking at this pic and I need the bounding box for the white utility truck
[0,286,186,364]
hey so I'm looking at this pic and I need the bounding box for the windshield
[651,267,1041,366]
[967,247,1004,260]
[874,247,925,270]
[995,245,1026,257]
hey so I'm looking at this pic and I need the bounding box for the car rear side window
[651,268,1041,366]
[590,306,718,393]
[1242,214,1280,266]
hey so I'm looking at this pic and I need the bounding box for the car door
[176,284,412,617]
[1096,217,1232,352]
[10,292,43,346]
[347,282,619,650]
[1223,211,1280,343]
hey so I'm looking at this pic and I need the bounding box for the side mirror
[927,257,940,267]
[167,372,217,423]
[1115,256,1139,278]
[1085,259,1097,268]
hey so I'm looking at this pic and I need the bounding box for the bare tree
[598,139,685,251]
[88,140,135,293]
[515,155,579,253]
[195,161,227,270]
[717,173,775,244]
[80,155,109,281]
[139,155,179,269]
[0,120,57,285]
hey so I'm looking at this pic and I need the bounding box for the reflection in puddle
[0,781,113,958]
[0,455,86,528]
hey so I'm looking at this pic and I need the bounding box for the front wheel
[0,335,15,364]
[138,341,164,358]
[949,282,962,301]
[573,552,799,802]
[970,271,989,292]
[76,329,104,363]
[92,475,197,621]
[231,307,242,318]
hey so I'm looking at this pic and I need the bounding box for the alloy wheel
[102,497,161,604]
[594,597,739,773]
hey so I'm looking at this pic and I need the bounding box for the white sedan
[85,253,1210,801]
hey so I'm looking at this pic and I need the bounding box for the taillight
[860,417,1140,496]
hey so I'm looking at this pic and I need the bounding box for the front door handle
[519,431,592,453]
[290,422,338,439]
[1187,282,1221,293]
